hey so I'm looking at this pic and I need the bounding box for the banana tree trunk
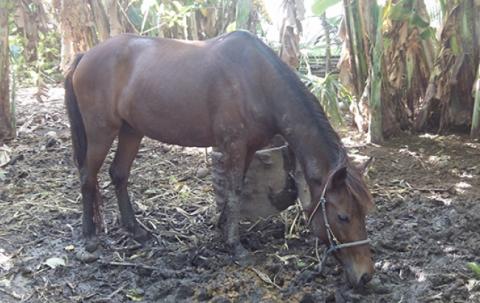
[321,13,331,74]
[378,0,434,136]
[236,0,252,30]
[14,0,47,63]
[350,1,368,86]
[415,0,478,133]
[472,63,480,138]
[189,13,199,40]
[0,1,14,141]
[339,0,376,134]
[368,4,383,144]
[341,0,364,97]
[279,0,304,69]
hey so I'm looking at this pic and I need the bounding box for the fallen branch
[249,267,281,290]
[0,287,22,301]
[91,284,126,303]
[414,185,454,193]
[97,260,157,271]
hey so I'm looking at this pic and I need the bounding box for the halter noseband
[306,167,370,271]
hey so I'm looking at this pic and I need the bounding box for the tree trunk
[339,3,360,97]
[368,4,383,144]
[106,0,123,36]
[350,1,368,89]
[279,0,304,69]
[89,0,110,41]
[341,0,370,99]
[236,0,252,30]
[55,0,98,71]
[0,1,14,141]
[339,0,377,134]
[415,1,479,133]
[14,0,47,63]
[321,13,331,75]
[195,1,237,39]
[189,13,199,40]
[376,0,434,137]
[471,63,480,138]
[200,7,218,38]
[14,0,48,102]
[340,0,439,138]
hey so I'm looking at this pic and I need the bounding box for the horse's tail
[64,53,87,168]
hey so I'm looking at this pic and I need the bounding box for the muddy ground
[0,88,479,302]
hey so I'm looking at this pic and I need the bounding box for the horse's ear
[358,157,374,176]
[330,166,347,188]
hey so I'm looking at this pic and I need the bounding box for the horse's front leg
[220,143,253,260]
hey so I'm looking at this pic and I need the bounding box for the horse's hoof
[133,226,151,243]
[232,244,254,266]
[75,250,98,263]
[85,236,99,252]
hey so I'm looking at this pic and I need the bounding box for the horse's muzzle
[344,255,375,289]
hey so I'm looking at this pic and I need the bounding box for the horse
[64,31,375,288]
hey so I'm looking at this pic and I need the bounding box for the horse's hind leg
[81,132,116,252]
[109,123,149,242]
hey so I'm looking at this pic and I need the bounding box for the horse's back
[71,32,275,147]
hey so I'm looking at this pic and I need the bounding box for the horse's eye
[338,214,350,223]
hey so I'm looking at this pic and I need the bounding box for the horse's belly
[125,107,214,147]
[144,125,214,147]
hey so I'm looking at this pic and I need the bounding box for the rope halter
[306,166,370,271]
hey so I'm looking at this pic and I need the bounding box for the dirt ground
[1,87,479,303]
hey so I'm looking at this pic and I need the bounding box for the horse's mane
[249,34,341,159]
[247,32,373,211]
[287,75,373,212]
[344,158,374,213]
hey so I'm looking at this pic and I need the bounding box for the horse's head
[301,161,375,288]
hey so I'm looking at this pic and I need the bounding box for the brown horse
[64,31,375,288]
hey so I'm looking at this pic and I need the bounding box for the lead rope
[306,169,333,227]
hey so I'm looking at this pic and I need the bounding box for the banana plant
[472,63,480,138]
[312,0,341,16]
[300,56,353,128]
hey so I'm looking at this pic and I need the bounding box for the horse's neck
[265,70,343,181]
[278,111,342,182]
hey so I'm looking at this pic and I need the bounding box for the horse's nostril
[360,273,372,285]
